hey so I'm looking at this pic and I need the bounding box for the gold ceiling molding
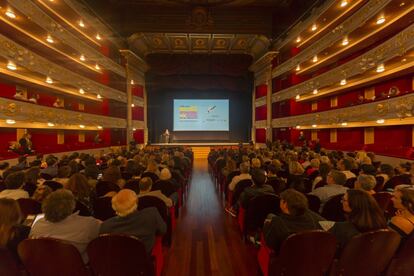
[271,93,414,128]
[250,51,278,84]
[128,33,270,61]
[0,33,127,103]
[272,22,414,103]
[8,0,126,78]
[120,50,149,85]
[272,0,393,79]
[0,97,126,129]
[271,0,337,51]
[254,96,266,108]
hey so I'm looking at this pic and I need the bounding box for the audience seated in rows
[0,171,29,200]
[138,177,173,208]
[228,162,251,191]
[389,188,414,241]
[239,169,274,208]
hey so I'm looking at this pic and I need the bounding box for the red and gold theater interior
[0,0,413,275]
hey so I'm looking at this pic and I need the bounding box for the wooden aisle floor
[163,159,259,276]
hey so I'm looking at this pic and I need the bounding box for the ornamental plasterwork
[132,97,144,107]
[255,120,267,128]
[62,0,126,50]
[255,96,267,107]
[271,93,414,128]
[8,0,126,78]
[272,0,392,79]
[0,34,127,103]
[271,0,336,51]
[128,33,270,61]
[132,120,145,129]
[0,98,126,129]
[272,22,414,103]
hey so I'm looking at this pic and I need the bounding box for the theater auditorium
[0,0,413,275]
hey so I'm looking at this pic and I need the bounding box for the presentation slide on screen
[173,99,229,131]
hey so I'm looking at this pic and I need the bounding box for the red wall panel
[132,85,144,98]
[0,83,16,99]
[255,105,267,121]
[255,84,267,98]
[256,128,266,143]
[132,106,144,121]
[133,129,144,144]
[375,75,413,97]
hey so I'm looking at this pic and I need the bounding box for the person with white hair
[355,174,376,195]
[100,189,166,254]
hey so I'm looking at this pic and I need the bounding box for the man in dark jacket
[239,169,274,208]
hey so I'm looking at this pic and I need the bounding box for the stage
[150,142,249,147]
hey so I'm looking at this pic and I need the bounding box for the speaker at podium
[160,129,170,143]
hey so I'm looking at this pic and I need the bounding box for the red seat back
[17,198,41,217]
[270,231,337,276]
[0,248,20,276]
[386,233,414,276]
[18,238,89,276]
[87,234,154,276]
[332,230,400,276]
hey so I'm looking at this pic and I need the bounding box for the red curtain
[256,84,267,98]
[255,105,267,121]
[256,128,266,143]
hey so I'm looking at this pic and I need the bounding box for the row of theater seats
[208,159,414,276]
[1,162,193,276]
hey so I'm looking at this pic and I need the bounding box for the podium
[160,133,170,144]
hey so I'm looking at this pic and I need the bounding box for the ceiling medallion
[186,6,214,31]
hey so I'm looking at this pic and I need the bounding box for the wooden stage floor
[163,159,259,276]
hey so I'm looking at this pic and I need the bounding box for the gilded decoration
[0,98,127,129]
[8,0,125,77]
[272,22,414,102]
[272,93,414,128]
[254,96,266,107]
[272,0,393,79]
[186,6,214,31]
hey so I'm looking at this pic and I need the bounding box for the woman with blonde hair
[288,161,306,192]
[0,198,30,262]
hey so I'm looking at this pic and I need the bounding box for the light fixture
[95,64,101,70]
[96,34,102,40]
[376,63,385,73]
[131,104,135,107]
[133,128,137,131]
[47,122,55,127]
[341,122,348,126]
[79,88,85,94]
[313,89,318,95]
[296,125,301,129]
[342,37,349,46]
[5,8,16,19]
[376,15,385,25]
[376,119,385,124]
[79,124,85,128]
[6,119,16,124]
[130,79,135,85]
[340,0,348,7]
[402,58,407,62]
[312,124,317,128]
[46,76,53,84]
[46,34,54,43]
[400,2,405,7]
[80,54,85,61]
[311,24,317,31]
[78,19,85,28]
[312,55,318,63]
[7,61,16,71]
[97,94,102,99]
[296,36,301,43]
[295,94,300,100]
[295,64,301,71]
[97,126,103,129]
[340,79,347,85]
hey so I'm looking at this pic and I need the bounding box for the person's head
[46,156,57,167]
[397,162,411,174]
[271,159,282,172]
[0,162,10,171]
[342,189,386,232]
[379,164,394,178]
[289,161,305,175]
[32,185,53,203]
[159,168,172,181]
[251,158,261,169]
[252,169,267,187]
[18,156,27,165]
[66,173,90,199]
[103,166,122,183]
[320,156,331,164]
[392,188,414,215]
[226,159,237,172]
[319,163,331,179]
[5,171,26,190]
[267,164,279,176]
[0,198,22,246]
[139,177,153,193]
[355,174,376,192]
[327,170,346,186]
[111,189,138,217]
[280,189,308,216]
[240,162,250,174]
[310,158,320,169]
[25,167,40,185]
[57,166,72,178]
[42,190,76,223]
[360,164,376,176]
[338,158,352,171]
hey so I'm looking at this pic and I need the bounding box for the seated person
[138,177,173,208]
[354,174,376,195]
[28,93,39,104]
[328,189,386,249]
[309,170,348,211]
[337,158,356,180]
[0,198,30,263]
[53,98,64,108]
[239,169,274,208]
[266,164,286,194]
[13,91,26,101]
[228,162,251,191]
[0,171,29,200]
[99,189,166,255]
[263,189,325,252]
[389,188,414,241]
[30,190,100,263]
[40,156,59,178]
